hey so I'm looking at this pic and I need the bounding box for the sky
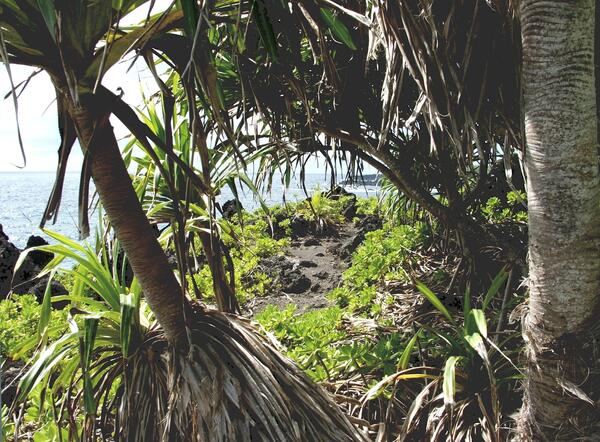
[0,1,375,176]
[0,2,169,173]
[0,61,158,172]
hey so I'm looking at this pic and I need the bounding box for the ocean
[0,171,379,248]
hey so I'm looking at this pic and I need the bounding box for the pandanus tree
[177,1,600,439]
[0,1,365,440]
[179,0,526,283]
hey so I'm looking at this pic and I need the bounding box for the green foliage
[482,190,527,223]
[7,228,155,439]
[2,383,73,442]
[189,215,288,305]
[256,305,345,381]
[330,222,428,314]
[0,295,66,359]
[256,305,412,383]
[296,191,349,230]
[355,196,379,217]
[392,277,521,439]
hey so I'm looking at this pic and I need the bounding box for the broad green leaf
[17,334,77,402]
[84,10,182,81]
[482,268,509,310]
[415,281,454,324]
[398,331,420,370]
[443,356,461,406]
[80,318,99,415]
[466,309,488,338]
[178,0,199,37]
[37,270,55,346]
[252,0,278,60]
[36,0,57,42]
[320,8,357,50]
[82,318,99,366]
[464,332,490,365]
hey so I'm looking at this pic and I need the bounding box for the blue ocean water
[0,171,379,248]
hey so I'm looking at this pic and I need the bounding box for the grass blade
[443,356,461,406]
[482,268,509,310]
[415,280,455,324]
[398,330,420,370]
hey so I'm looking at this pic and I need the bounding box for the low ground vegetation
[1,193,525,441]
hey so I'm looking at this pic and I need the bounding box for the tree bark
[518,1,600,440]
[65,92,189,347]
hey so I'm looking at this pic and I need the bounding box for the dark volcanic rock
[261,255,294,272]
[299,260,318,268]
[326,186,357,220]
[339,235,365,259]
[260,255,311,294]
[282,271,311,293]
[26,235,53,268]
[32,278,69,309]
[0,224,8,241]
[290,215,311,238]
[0,235,19,297]
[303,237,320,247]
[0,235,40,297]
[315,271,330,280]
[325,185,351,200]
[1,359,25,409]
[355,214,383,233]
[336,214,384,259]
[222,199,244,220]
[342,198,357,220]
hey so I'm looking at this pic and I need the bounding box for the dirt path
[248,222,359,315]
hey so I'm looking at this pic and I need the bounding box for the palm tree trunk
[517,1,600,439]
[65,91,189,347]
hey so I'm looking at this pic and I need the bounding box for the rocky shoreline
[246,209,383,316]
[0,224,67,303]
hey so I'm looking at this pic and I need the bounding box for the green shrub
[189,216,289,305]
[295,191,348,229]
[482,190,527,223]
[256,305,416,383]
[0,294,66,359]
[355,196,379,216]
[256,305,347,381]
[330,222,428,315]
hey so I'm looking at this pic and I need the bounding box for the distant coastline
[0,171,380,248]
[340,174,382,186]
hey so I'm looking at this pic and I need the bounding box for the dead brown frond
[131,307,370,442]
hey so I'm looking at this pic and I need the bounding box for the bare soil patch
[246,222,360,315]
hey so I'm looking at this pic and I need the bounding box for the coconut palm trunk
[63,90,189,346]
[518,1,600,439]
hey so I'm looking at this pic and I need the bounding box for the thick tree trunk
[517,1,600,440]
[65,92,189,347]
